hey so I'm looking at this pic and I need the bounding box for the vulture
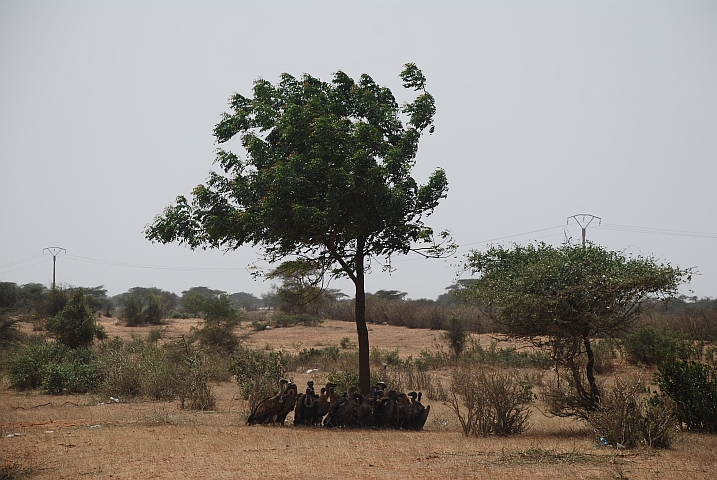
[314,383,337,425]
[294,381,317,426]
[324,386,360,428]
[246,379,288,425]
[394,393,411,429]
[275,382,298,425]
[357,393,374,427]
[408,391,430,430]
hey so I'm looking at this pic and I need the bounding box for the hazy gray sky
[1,1,716,300]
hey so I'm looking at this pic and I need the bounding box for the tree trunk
[354,250,371,395]
[583,337,600,408]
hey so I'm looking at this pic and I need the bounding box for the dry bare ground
[3,318,717,479]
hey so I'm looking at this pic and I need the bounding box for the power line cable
[0,259,50,275]
[600,223,717,239]
[63,254,246,272]
[0,253,45,269]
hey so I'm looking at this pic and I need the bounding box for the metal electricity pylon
[567,214,601,247]
[43,247,66,290]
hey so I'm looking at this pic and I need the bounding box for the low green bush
[231,348,287,410]
[8,342,97,394]
[195,324,240,353]
[655,358,717,433]
[298,345,340,363]
[8,342,64,390]
[465,340,552,368]
[623,327,696,365]
[273,312,322,327]
[42,358,97,394]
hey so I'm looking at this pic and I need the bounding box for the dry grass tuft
[0,453,40,480]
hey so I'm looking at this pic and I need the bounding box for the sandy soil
[4,319,717,479]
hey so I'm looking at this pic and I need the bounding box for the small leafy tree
[0,282,19,309]
[146,64,453,393]
[196,294,242,352]
[228,291,263,311]
[46,289,104,349]
[458,241,688,418]
[144,294,166,325]
[181,291,207,317]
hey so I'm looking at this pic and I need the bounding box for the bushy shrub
[203,295,242,324]
[170,345,216,410]
[412,347,451,371]
[464,339,552,369]
[231,348,287,410]
[327,366,383,396]
[298,345,340,363]
[95,336,175,400]
[587,374,679,449]
[8,342,97,394]
[144,294,165,325]
[147,328,164,344]
[195,324,240,353]
[42,358,97,394]
[0,315,26,349]
[121,295,145,326]
[642,395,680,448]
[45,288,68,318]
[8,342,64,390]
[251,319,269,331]
[444,317,467,357]
[119,291,169,326]
[449,365,534,436]
[623,327,696,365]
[273,312,322,327]
[379,364,448,401]
[46,289,103,348]
[655,358,717,432]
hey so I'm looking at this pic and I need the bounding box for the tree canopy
[146,64,451,393]
[457,241,689,416]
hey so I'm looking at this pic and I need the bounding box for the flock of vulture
[247,379,430,430]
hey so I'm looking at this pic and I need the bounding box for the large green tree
[457,241,689,417]
[146,64,451,393]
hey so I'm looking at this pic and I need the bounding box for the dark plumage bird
[324,386,360,428]
[247,379,288,425]
[294,381,317,426]
[314,383,336,425]
[394,392,411,429]
[407,391,430,430]
[275,382,298,425]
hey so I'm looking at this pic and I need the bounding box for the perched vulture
[275,382,298,425]
[246,379,288,425]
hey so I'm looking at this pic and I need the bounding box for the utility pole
[567,214,601,247]
[43,247,66,290]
